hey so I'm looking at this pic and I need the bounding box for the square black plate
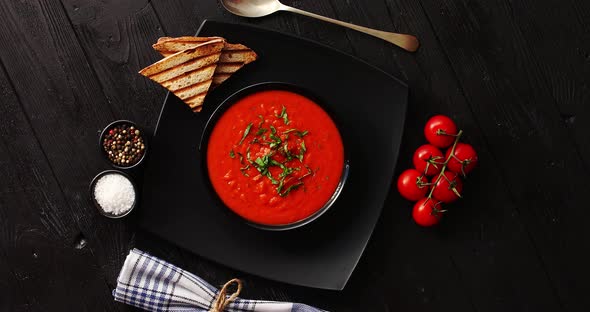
[138,20,408,290]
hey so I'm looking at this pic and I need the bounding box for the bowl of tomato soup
[203,83,348,230]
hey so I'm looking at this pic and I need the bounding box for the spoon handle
[279,4,419,52]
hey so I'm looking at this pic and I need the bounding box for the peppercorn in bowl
[99,120,148,169]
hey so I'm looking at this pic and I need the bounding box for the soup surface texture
[207,90,344,225]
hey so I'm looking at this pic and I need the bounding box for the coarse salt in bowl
[90,170,137,218]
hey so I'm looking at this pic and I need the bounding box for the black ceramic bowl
[89,169,138,218]
[99,120,148,169]
[199,82,350,231]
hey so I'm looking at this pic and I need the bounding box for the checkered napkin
[114,249,324,312]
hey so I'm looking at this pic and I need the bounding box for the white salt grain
[93,173,135,216]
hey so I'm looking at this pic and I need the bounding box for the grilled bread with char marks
[139,38,225,112]
[153,36,257,87]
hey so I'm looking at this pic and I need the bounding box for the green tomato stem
[426,130,463,201]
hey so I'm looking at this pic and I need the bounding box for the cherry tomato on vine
[431,171,463,203]
[446,143,478,176]
[397,169,429,201]
[412,198,444,227]
[413,144,444,176]
[424,115,458,148]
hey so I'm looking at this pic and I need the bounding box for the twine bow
[210,278,243,312]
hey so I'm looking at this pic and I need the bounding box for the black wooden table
[1,0,589,311]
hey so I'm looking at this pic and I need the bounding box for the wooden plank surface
[0,0,132,310]
[0,41,121,311]
[61,0,166,128]
[0,0,588,310]
[415,0,590,309]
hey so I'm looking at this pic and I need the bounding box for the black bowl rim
[199,81,351,231]
[89,169,138,218]
[98,120,148,170]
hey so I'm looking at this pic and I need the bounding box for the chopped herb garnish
[297,141,306,162]
[298,173,311,180]
[283,129,308,137]
[228,108,312,197]
[296,130,308,138]
[255,128,267,136]
[280,167,294,178]
[282,143,294,161]
[266,172,279,184]
[276,106,289,125]
[253,154,275,175]
[246,146,252,163]
[255,156,267,168]
[240,164,250,177]
[257,115,264,128]
[270,159,284,168]
[279,182,303,197]
[238,123,253,145]
[268,131,282,149]
[299,165,313,180]
[277,178,285,193]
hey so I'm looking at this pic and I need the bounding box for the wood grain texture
[0,0,588,310]
[415,0,590,309]
[0,51,120,310]
[0,0,133,310]
[62,0,166,128]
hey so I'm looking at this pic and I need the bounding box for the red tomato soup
[207,90,345,225]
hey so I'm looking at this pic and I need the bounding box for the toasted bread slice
[139,38,225,112]
[153,37,257,87]
[152,36,223,56]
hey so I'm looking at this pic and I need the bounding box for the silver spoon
[219,0,419,52]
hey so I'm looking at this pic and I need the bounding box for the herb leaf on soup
[275,106,289,125]
[279,182,303,197]
[238,123,253,145]
[229,106,312,197]
[255,128,267,136]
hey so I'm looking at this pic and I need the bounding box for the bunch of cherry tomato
[397,115,478,227]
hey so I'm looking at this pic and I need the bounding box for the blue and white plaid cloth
[114,249,324,312]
